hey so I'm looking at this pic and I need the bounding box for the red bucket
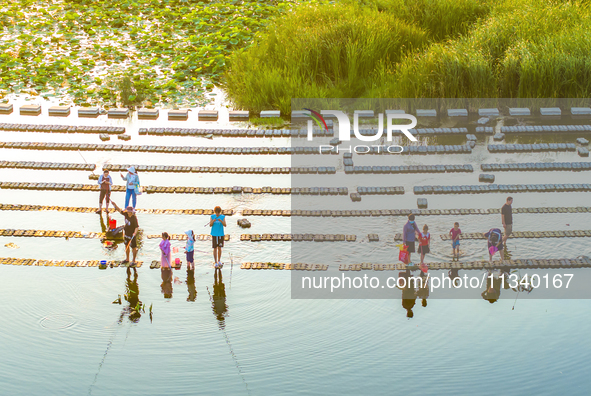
[109,219,116,229]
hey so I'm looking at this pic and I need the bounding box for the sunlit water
[1,104,591,395]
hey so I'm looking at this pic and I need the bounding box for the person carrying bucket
[96,169,113,214]
[402,214,419,265]
[120,166,141,209]
[484,228,504,264]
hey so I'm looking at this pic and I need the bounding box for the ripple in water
[39,314,76,330]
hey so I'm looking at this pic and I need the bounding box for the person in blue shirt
[210,206,226,269]
[402,214,420,264]
[120,166,140,209]
[184,230,196,270]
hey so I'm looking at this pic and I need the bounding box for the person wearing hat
[121,166,140,209]
[184,230,196,270]
[111,200,140,266]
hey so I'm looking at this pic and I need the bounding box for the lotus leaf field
[0,0,317,107]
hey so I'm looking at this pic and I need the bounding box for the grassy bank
[223,0,591,114]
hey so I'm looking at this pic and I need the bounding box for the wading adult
[120,166,140,209]
[96,169,113,214]
[501,196,513,244]
[402,214,420,264]
[111,200,139,266]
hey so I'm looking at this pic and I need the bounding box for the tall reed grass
[223,0,591,112]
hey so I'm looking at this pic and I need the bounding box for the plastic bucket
[109,219,116,229]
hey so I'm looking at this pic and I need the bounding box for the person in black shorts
[484,228,504,264]
[111,200,139,266]
[501,196,513,244]
[210,206,227,268]
[96,169,112,214]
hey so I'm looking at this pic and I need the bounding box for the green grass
[223,0,591,112]
[248,117,287,127]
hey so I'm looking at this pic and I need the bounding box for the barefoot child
[160,232,172,269]
[210,206,226,268]
[449,222,462,260]
[417,225,430,266]
[484,228,504,264]
[184,230,196,270]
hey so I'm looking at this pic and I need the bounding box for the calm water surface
[1,107,591,395]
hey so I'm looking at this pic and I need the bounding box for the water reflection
[187,269,197,302]
[400,270,417,319]
[99,212,123,252]
[161,268,173,299]
[212,268,228,328]
[116,267,142,323]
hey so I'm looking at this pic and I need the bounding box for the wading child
[449,222,462,260]
[210,206,226,268]
[184,230,196,270]
[160,232,171,269]
[417,225,430,266]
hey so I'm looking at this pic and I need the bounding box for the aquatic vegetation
[0,0,314,107]
[224,0,591,113]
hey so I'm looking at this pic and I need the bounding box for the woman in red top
[417,224,430,265]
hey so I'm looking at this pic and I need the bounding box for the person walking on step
[402,214,420,264]
[501,196,513,245]
[111,200,139,266]
[210,206,226,268]
[121,166,140,209]
[96,169,113,214]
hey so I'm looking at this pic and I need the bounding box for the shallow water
[2,107,591,395]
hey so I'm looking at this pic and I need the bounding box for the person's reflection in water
[161,267,173,299]
[212,268,228,328]
[400,270,417,319]
[417,271,429,308]
[99,211,122,252]
[187,269,197,302]
[121,267,141,323]
[481,270,502,303]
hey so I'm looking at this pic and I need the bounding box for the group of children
[403,214,505,266]
[159,206,227,270]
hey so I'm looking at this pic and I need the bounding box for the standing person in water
[501,196,513,245]
[402,214,420,264]
[417,224,431,266]
[184,230,196,270]
[449,222,462,260]
[160,232,172,269]
[111,200,139,266]
[120,166,140,209]
[96,169,113,214]
[210,206,226,269]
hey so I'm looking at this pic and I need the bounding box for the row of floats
[413,183,591,195]
[481,162,591,172]
[2,204,590,216]
[0,182,349,195]
[3,257,591,270]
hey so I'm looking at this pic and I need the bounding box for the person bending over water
[111,200,139,266]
